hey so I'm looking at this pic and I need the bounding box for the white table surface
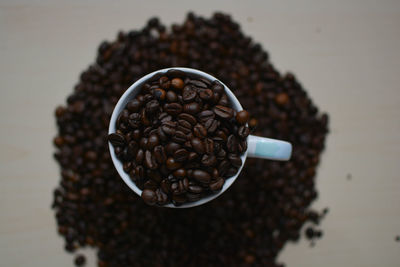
[1,0,399,266]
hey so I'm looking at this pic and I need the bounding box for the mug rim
[108,67,248,208]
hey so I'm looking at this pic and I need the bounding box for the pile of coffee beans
[53,12,329,266]
[108,69,250,206]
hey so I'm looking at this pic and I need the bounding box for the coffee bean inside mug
[108,69,250,206]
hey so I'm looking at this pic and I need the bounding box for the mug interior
[108,67,248,208]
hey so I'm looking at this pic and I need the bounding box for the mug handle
[247,135,292,161]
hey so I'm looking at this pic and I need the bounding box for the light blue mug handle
[247,135,292,161]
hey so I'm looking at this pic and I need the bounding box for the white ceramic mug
[109,67,292,208]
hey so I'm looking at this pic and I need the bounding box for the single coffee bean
[192,170,211,184]
[227,135,238,153]
[197,110,215,122]
[238,126,250,139]
[226,167,238,177]
[178,113,197,126]
[139,137,148,149]
[172,131,187,144]
[165,142,181,155]
[173,148,189,162]
[166,90,178,102]
[160,179,171,194]
[147,134,159,149]
[147,169,162,183]
[236,110,250,124]
[189,79,207,88]
[186,192,202,202]
[126,99,141,112]
[199,89,213,100]
[156,188,168,205]
[188,184,203,194]
[159,76,171,89]
[209,178,225,191]
[204,119,218,133]
[201,154,217,167]
[193,124,207,138]
[178,119,192,131]
[182,85,197,102]
[161,121,176,135]
[74,255,86,266]
[166,157,181,170]
[176,125,191,134]
[212,80,225,94]
[141,189,157,206]
[218,94,230,106]
[166,69,186,78]
[153,145,166,164]
[164,103,183,115]
[128,113,141,128]
[157,127,168,142]
[135,149,144,164]
[146,100,159,115]
[191,138,205,154]
[153,88,166,101]
[171,78,184,90]
[228,153,242,167]
[173,168,187,178]
[218,160,230,177]
[144,150,157,170]
[188,152,198,161]
[183,102,200,114]
[213,105,234,119]
[108,133,125,146]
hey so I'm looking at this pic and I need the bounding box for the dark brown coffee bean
[188,184,203,194]
[172,131,187,144]
[212,80,225,94]
[218,94,230,106]
[160,179,171,194]
[238,126,250,139]
[193,124,207,138]
[139,137,148,149]
[213,105,234,119]
[161,121,176,135]
[201,154,217,167]
[186,193,201,202]
[153,145,166,164]
[173,168,187,178]
[178,119,192,131]
[172,194,186,204]
[108,133,125,146]
[204,138,214,154]
[173,148,189,162]
[128,113,141,128]
[226,167,238,177]
[166,157,181,170]
[192,170,211,184]
[204,119,218,133]
[147,134,159,149]
[164,103,183,115]
[166,90,178,102]
[156,188,168,205]
[216,148,226,160]
[227,134,238,153]
[144,150,157,170]
[123,161,133,173]
[197,110,215,122]
[183,102,200,114]
[209,178,225,191]
[178,113,197,126]
[135,149,144,164]
[191,138,204,154]
[159,76,171,89]
[146,100,159,115]
[189,79,207,88]
[188,152,198,161]
[228,154,242,167]
[171,78,184,90]
[199,89,213,100]
[238,140,248,153]
[144,180,158,190]
[74,255,86,266]
[218,160,230,176]
[165,142,181,155]
[236,110,250,124]
[126,99,141,112]
[141,189,157,206]
[157,127,168,142]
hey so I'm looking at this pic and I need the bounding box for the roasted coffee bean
[218,160,230,177]
[141,189,157,206]
[189,79,207,88]
[188,184,203,194]
[108,133,125,146]
[227,135,238,153]
[201,154,217,167]
[178,113,197,126]
[171,78,184,90]
[147,134,159,149]
[238,140,248,153]
[144,150,157,170]
[161,121,176,135]
[153,88,166,101]
[128,113,141,128]
[193,124,207,138]
[204,138,214,154]
[236,110,250,124]
[173,168,187,178]
[126,99,141,112]
[228,154,242,167]
[186,193,201,202]
[173,148,189,162]
[159,76,170,89]
[156,188,168,205]
[178,119,192,131]
[165,142,181,155]
[197,110,215,122]
[183,102,200,114]
[226,167,238,177]
[160,179,171,193]
[172,131,187,144]
[74,255,86,266]
[132,129,141,140]
[188,152,198,161]
[166,90,178,102]
[209,178,225,191]
[218,94,230,106]
[166,157,181,170]
[146,100,159,115]
[204,119,218,133]
[139,137,148,149]
[199,89,213,100]
[164,103,183,115]
[166,69,186,78]
[237,126,250,139]
[192,170,211,184]
[213,105,234,119]
[144,180,158,190]
[153,145,166,164]
[182,85,197,102]
[191,138,204,154]
[135,149,144,164]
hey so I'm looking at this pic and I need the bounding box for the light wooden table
[1,1,399,266]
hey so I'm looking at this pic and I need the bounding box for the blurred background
[1,0,399,266]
